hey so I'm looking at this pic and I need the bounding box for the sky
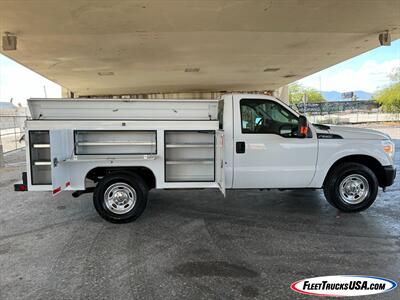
[0,54,61,107]
[297,39,400,93]
[0,39,399,106]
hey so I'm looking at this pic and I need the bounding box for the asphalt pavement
[0,141,399,299]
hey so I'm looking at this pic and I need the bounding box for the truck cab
[222,94,318,189]
[222,93,395,211]
[15,93,396,223]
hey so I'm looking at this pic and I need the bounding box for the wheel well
[86,167,156,189]
[324,155,385,187]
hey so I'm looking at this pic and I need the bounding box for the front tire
[93,172,148,223]
[323,162,378,212]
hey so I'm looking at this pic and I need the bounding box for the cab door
[233,97,317,188]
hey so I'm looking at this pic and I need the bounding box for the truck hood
[313,124,390,140]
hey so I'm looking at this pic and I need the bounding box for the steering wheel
[255,117,264,132]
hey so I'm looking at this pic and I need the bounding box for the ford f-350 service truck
[14,93,396,223]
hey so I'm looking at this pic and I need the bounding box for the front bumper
[381,166,396,187]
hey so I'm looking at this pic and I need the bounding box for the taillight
[18,185,27,191]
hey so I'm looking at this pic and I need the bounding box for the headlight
[382,140,395,156]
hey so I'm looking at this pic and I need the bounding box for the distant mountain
[353,90,373,100]
[321,90,373,101]
[0,102,16,109]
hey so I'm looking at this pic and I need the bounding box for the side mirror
[298,115,308,138]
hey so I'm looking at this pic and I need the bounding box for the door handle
[236,141,245,153]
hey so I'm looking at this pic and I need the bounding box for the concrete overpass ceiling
[0,0,399,96]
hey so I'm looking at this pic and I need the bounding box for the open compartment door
[216,130,225,196]
[50,129,73,195]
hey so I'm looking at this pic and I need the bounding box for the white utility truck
[14,94,396,223]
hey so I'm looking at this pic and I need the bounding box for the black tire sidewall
[329,163,378,212]
[93,173,148,223]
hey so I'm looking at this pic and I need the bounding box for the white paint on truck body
[24,93,395,193]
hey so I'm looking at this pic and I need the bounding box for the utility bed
[23,98,225,195]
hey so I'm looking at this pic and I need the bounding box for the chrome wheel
[339,174,369,205]
[104,183,136,214]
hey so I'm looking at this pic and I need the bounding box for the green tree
[375,83,400,112]
[289,83,325,104]
[288,83,304,104]
[375,67,400,112]
[305,88,325,103]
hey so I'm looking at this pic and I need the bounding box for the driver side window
[240,99,298,136]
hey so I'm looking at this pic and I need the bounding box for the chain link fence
[292,100,400,124]
[308,111,400,125]
[0,111,28,153]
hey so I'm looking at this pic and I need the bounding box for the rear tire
[93,172,148,223]
[323,162,378,212]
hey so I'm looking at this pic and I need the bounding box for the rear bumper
[381,166,396,187]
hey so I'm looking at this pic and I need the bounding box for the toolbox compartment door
[50,129,73,195]
[216,130,226,196]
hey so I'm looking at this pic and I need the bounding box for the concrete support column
[62,87,74,98]
[274,85,289,104]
